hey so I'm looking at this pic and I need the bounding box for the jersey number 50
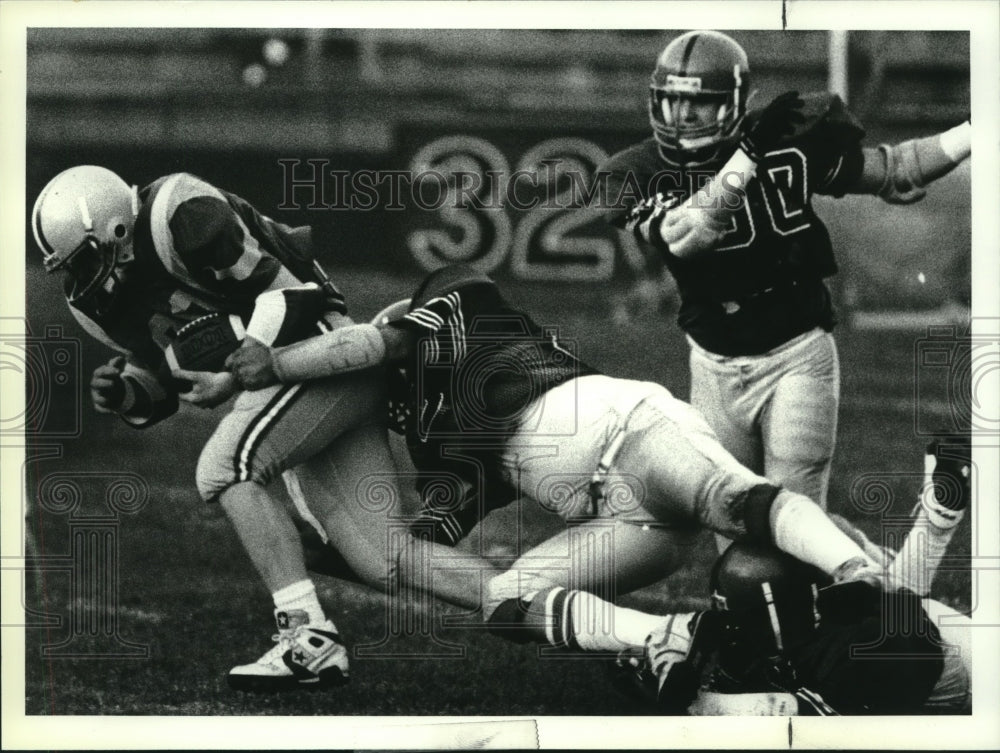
[716,147,810,251]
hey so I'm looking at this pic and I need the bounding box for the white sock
[272,579,328,628]
[569,591,664,652]
[770,491,875,575]
[520,587,663,652]
[888,507,964,595]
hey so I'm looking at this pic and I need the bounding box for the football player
[686,538,970,715]
[592,31,971,533]
[30,166,487,692]
[227,263,887,706]
[682,438,973,715]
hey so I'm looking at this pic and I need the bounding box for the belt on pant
[588,425,629,516]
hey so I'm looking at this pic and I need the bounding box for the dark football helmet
[649,30,751,166]
[710,543,826,655]
[32,165,138,314]
[410,264,494,310]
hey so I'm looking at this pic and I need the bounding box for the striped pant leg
[195,368,387,502]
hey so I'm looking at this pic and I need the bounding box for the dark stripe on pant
[240,383,306,483]
[233,384,298,482]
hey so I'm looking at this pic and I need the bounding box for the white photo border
[2,1,998,749]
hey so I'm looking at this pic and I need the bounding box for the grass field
[20,264,971,716]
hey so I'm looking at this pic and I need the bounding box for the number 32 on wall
[407,135,645,281]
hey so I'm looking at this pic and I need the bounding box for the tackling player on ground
[592,31,971,545]
[228,263,889,708]
[690,489,971,717]
[637,438,972,715]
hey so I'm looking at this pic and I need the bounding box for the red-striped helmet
[32,166,138,313]
[649,30,751,166]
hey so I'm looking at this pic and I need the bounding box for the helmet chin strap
[658,137,734,169]
[118,239,135,265]
[92,265,127,316]
[66,238,132,314]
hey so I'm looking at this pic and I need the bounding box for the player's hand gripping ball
[163,313,245,391]
[739,91,806,161]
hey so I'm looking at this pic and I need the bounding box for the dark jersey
[597,93,866,356]
[388,270,599,538]
[69,173,343,425]
[710,585,946,715]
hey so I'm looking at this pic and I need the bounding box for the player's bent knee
[195,451,233,504]
[196,461,253,504]
[196,448,275,504]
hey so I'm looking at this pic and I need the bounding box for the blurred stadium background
[21,29,972,715]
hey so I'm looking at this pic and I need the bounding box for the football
[163,313,245,389]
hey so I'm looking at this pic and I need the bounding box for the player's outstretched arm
[629,149,749,260]
[851,119,971,204]
[636,92,808,259]
[228,324,414,389]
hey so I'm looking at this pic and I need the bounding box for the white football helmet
[32,165,138,312]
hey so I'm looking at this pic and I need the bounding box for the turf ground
[20,263,971,716]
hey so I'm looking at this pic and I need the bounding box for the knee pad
[741,484,783,544]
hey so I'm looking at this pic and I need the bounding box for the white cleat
[645,611,721,713]
[227,609,349,692]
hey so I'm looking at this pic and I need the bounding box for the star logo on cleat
[293,650,306,663]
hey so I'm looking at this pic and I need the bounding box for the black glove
[739,91,806,161]
[926,436,972,512]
